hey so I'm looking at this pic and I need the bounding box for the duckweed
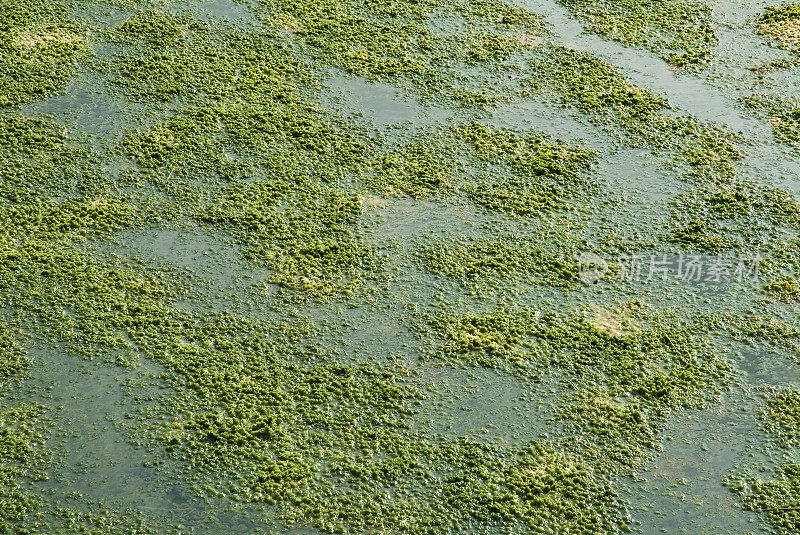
[772,109,800,144]
[0,404,44,531]
[373,141,452,198]
[0,328,26,378]
[0,115,105,202]
[528,46,800,255]
[731,314,800,358]
[4,0,800,533]
[744,94,800,145]
[429,304,728,466]
[433,307,540,368]
[764,276,800,301]
[107,13,305,105]
[416,234,581,287]
[530,47,741,183]
[435,303,728,405]
[456,122,597,213]
[248,0,541,102]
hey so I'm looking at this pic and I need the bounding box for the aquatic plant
[201,178,376,295]
[763,387,800,446]
[557,0,717,67]
[731,464,800,534]
[744,94,800,145]
[758,2,800,51]
[0,1,87,106]
[429,304,728,468]
[0,405,44,532]
[373,141,453,198]
[416,233,581,288]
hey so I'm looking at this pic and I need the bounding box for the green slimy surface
[2,0,800,533]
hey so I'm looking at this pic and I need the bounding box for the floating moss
[456,122,597,214]
[433,307,539,368]
[0,1,87,106]
[416,234,581,287]
[744,94,800,145]
[0,404,44,531]
[731,313,800,359]
[3,0,798,532]
[201,178,376,295]
[438,442,626,533]
[432,303,727,405]
[558,387,662,467]
[667,220,731,251]
[106,13,306,105]
[764,276,800,301]
[107,9,188,47]
[0,328,26,378]
[0,115,106,203]
[763,387,800,446]
[247,0,540,103]
[732,464,800,534]
[529,46,741,185]
[429,304,728,467]
[557,0,717,67]
[772,109,800,143]
[758,2,800,51]
[373,141,452,198]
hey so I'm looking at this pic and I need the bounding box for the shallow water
[6,0,800,533]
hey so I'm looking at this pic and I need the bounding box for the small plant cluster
[730,464,800,534]
[558,0,717,68]
[757,2,800,51]
[0,1,87,106]
[430,304,729,466]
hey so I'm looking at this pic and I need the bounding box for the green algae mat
[4,0,800,533]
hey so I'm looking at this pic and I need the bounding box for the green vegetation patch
[668,183,800,252]
[416,233,581,287]
[744,94,800,145]
[0,328,27,378]
[429,304,729,466]
[248,0,541,104]
[0,115,106,203]
[438,304,726,404]
[731,313,800,360]
[433,307,540,368]
[731,464,800,534]
[373,140,453,198]
[764,276,800,301]
[201,178,375,295]
[758,2,800,51]
[527,47,800,254]
[557,0,717,67]
[0,404,44,531]
[772,109,800,144]
[764,387,800,446]
[437,442,626,533]
[106,13,305,105]
[0,1,87,106]
[531,47,741,183]
[456,122,597,214]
